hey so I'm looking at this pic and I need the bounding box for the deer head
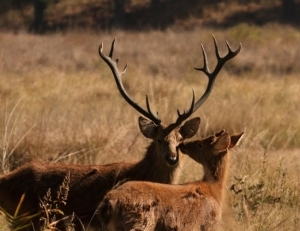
[180,130,244,183]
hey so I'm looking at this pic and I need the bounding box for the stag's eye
[157,139,164,144]
[197,143,203,148]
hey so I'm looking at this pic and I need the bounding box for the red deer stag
[0,36,240,230]
[98,130,244,231]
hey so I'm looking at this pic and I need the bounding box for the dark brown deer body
[0,118,199,230]
[98,131,244,231]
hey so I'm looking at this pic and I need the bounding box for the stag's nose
[166,155,178,166]
[165,145,179,166]
[169,156,177,161]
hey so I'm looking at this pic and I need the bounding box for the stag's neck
[129,142,180,184]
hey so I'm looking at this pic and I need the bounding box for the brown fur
[0,116,200,231]
[98,131,244,231]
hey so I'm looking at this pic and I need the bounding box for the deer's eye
[157,139,164,144]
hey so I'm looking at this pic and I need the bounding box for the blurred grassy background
[0,1,300,230]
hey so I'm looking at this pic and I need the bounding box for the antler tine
[146,95,160,122]
[192,35,242,111]
[174,90,195,125]
[108,39,115,58]
[199,44,210,75]
[99,40,161,125]
[214,35,242,65]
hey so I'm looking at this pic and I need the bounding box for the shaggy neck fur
[129,142,181,184]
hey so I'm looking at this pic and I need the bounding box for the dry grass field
[0,23,300,230]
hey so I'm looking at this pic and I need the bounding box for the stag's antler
[193,35,241,110]
[174,35,242,126]
[99,39,161,125]
[99,37,241,126]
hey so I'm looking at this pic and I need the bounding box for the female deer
[98,131,244,231]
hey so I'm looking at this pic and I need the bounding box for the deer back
[99,180,219,231]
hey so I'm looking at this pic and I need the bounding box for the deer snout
[165,145,180,166]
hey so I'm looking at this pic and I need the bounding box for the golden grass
[0,24,300,230]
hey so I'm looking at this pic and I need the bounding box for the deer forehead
[157,127,181,141]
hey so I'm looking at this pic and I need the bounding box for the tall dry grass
[0,23,300,230]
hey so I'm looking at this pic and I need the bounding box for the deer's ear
[229,132,244,148]
[138,116,157,139]
[213,133,231,152]
[179,117,201,139]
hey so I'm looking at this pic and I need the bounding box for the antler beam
[99,40,161,125]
